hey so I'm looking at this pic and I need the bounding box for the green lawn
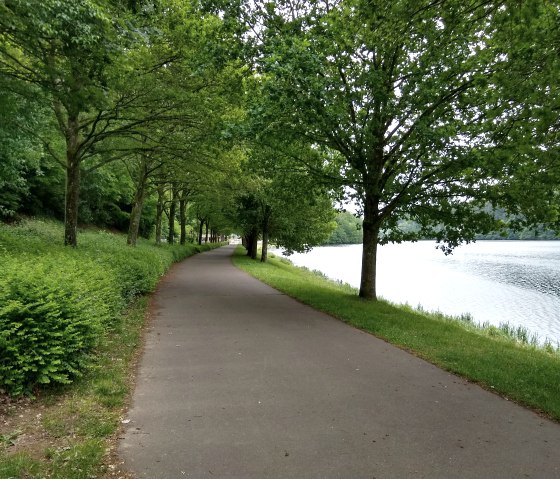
[232,247,560,422]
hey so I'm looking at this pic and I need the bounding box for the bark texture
[359,194,381,300]
[155,183,165,245]
[167,186,177,244]
[64,115,81,247]
[198,218,204,245]
[127,161,148,246]
[179,197,187,245]
[261,207,271,263]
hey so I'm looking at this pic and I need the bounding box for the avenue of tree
[1,0,559,300]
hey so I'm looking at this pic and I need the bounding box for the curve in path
[119,245,560,478]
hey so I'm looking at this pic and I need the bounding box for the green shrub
[0,219,224,396]
[0,255,122,396]
[96,251,164,300]
[79,230,171,300]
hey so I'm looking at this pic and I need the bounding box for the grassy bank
[232,248,560,422]
[0,218,221,478]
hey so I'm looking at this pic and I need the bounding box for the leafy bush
[80,236,168,300]
[0,255,122,396]
[0,218,224,396]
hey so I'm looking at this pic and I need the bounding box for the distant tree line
[323,211,363,245]
[323,209,560,246]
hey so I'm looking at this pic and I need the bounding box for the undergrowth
[0,218,223,478]
[0,218,218,395]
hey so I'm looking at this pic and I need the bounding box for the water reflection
[278,241,560,344]
[463,260,560,298]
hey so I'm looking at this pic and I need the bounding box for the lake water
[274,241,560,344]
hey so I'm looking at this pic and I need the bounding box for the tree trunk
[198,218,204,245]
[261,229,269,262]
[205,220,209,243]
[155,183,165,245]
[127,160,148,246]
[249,227,258,260]
[179,197,187,245]
[250,236,258,259]
[359,195,381,300]
[246,236,252,256]
[261,208,270,263]
[245,229,255,257]
[167,186,177,244]
[64,116,81,247]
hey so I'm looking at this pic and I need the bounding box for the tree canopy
[244,0,560,298]
[1,0,558,299]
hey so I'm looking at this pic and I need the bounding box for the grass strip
[232,247,560,422]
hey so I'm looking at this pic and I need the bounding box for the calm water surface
[277,241,560,344]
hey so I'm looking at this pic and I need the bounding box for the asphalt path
[119,245,560,478]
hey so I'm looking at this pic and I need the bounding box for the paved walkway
[119,245,560,478]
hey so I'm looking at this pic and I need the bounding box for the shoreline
[272,241,560,345]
